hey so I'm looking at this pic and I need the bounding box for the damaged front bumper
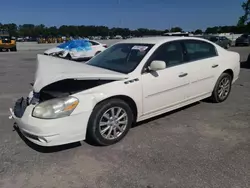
[9,94,90,147]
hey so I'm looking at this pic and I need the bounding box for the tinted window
[184,40,217,61]
[87,43,154,73]
[209,37,218,42]
[150,42,184,67]
[241,34,249,38]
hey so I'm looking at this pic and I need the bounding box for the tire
[247,53,250,63]
[86,98,133,146]
[95,51,101,56]
[65,54,72,60]
[10,46,17,52]
[225,44,230,49]
[209,73,232,103]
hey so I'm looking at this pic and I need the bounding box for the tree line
[2,0,250,39]
[2,23,250,38]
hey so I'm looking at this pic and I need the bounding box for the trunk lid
[33,54,128,92]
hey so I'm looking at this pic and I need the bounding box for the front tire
[65,54,72,60]
[210,73,232,103]
[87,99,133,146]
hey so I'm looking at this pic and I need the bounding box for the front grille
[14,97,29,118]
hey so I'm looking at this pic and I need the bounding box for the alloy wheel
[99,107,128,140]
[217,77,231,100]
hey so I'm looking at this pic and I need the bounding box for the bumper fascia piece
[9,98,91,147]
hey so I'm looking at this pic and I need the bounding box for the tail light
[103,44,108,48]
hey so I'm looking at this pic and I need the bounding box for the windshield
[87,43,154,74]
[0,36,11,40]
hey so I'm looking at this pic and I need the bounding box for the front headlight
[32,96,79,119]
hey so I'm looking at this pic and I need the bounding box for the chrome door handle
[179,72,188,77]
[212,64,218,68]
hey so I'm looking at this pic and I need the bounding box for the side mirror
[149,60,166,71]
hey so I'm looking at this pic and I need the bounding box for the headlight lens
[32,96,79,119]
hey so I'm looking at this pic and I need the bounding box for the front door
[141,41,191,116]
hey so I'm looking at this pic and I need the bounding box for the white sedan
[44,39,107,60]
[10,36,240,147]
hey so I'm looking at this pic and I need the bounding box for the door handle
[179,72,188,77]
[212,64,218,68]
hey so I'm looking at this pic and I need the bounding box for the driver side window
[150,41,184,68]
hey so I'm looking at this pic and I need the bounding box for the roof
[117,36,208,45]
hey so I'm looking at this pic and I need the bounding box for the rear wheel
[209,73,232,103]
[95,51,101,56]
[86,99,133,146]
[10,46,17,52]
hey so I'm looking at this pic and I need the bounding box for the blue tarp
[57,39,92,52]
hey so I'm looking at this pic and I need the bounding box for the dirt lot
[0,47,249,188]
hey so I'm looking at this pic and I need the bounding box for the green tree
[238,0,250,26]
[205,27,218,34]
[194,29,203,34]
[170,27,182,32]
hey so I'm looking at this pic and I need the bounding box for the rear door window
[183,40,217,62]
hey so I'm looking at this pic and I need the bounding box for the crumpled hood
[33,54,128,92]
[44,47,65,55]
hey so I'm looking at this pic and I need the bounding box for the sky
[0,0,245,31]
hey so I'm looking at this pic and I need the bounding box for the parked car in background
[235,34,250,46]
[208,36,231,49]
[44,39,107,60]
[10,36,240,147]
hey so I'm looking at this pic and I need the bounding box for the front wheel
[209,73,232,103]
[87,99,133,146]
[64,53,72,60]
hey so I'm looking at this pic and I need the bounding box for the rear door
[181,39,220,99]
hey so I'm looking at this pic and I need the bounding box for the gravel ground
[0,47,250,188]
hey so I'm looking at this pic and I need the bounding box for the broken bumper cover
[10,98,91,147]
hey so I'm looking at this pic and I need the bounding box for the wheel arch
[94,95,138,123]
[222,69,234,81]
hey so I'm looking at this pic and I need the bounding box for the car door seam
[146,83,190,98]
[190,76,214,84]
